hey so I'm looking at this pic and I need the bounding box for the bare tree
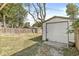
[25,3,46,23]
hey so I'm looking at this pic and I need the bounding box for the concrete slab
[44,41,68,49]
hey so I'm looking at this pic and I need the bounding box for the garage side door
[46,22,68,43]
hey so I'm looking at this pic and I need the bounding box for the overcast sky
[26,3,79,26]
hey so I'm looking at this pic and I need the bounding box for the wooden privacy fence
[75,28,79,50]
[0,28,39,33]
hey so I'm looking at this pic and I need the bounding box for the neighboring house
[31,27,38,33]
[24,22,30,28]
[43,16,74,44]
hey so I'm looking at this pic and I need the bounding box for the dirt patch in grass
[63,47,79,56]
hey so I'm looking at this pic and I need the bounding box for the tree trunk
[12,24,13,28]
[3,15,6,28]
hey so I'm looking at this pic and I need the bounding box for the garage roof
[43,16,70,23]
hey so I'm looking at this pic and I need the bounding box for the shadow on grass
[63,47,79,56]
[29,35,43,43]
[11,35,42,56]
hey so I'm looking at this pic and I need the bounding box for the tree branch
[0,3,7,11]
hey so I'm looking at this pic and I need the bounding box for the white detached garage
[43,16,74,44]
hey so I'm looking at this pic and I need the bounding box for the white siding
[43,17,74,43]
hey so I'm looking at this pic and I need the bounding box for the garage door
[46,22,68,43]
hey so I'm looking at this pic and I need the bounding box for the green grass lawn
[0,33,41,56]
